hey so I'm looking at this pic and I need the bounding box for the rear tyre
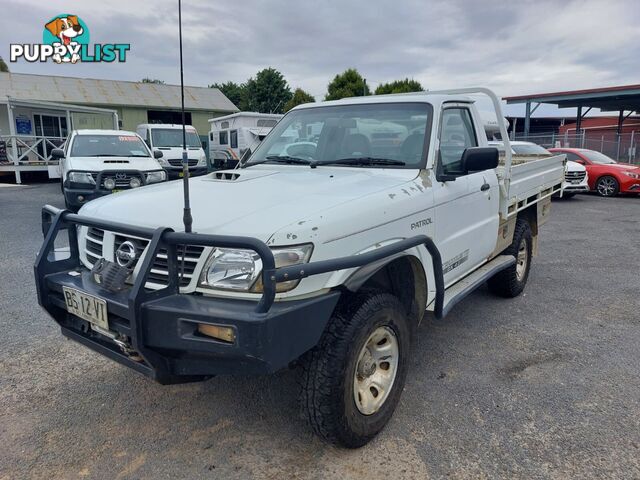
[596,176,619,197]
[487,218,532,298]
[300,293,411,448]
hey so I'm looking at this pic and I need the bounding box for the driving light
[129,177,142,188]
[145,171,167,184]
[197,323,236,344]
[67,172,96,185]
[198,152,207,166]
[623,171,640,179]
[103,177,116,190]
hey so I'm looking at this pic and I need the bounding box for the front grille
[82,229,204,288]
[85,227,104,261]
[90,172,144,189]
[565,171,586,182]
[167,159,199,167]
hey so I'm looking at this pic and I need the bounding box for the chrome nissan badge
[115,240,138,268]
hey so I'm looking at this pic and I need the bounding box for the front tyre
[596,175,619,197]
[487,218,532,298]
[300,293,411,448]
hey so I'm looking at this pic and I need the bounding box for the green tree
[375,78,423,95]
[209,81,247,110]
[325,68,369,101]
[243,68,292,113]
[0,57,9,73]
[141,78,164,84]
[284,88,315,112]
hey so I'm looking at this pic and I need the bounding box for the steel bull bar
[35,205,445,383]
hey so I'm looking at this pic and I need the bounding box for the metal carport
[504,84,640,138]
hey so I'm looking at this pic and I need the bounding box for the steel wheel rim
[515,237,528,281]
[353,326,399,416]
[598,177,615,196]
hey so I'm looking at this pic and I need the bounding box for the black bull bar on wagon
[35,205,445,383]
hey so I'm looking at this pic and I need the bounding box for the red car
[549,148,640,197]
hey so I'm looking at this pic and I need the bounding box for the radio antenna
[178,0,193,233]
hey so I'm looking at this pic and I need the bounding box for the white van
[136,124,208,179]
[208,112,282,169]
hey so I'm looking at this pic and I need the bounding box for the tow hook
[91,325,144,362]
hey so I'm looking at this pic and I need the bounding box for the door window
[230,130,238,149]
[439,108,477,176]
[219,131,228,145]
[564,151,585,163]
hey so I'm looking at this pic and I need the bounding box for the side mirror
[153,150,163,159]
[461,147,499,173]
[51,148,65,160]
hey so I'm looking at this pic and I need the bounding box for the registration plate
[62,287,108,330]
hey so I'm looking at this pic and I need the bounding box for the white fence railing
[0,135,67,165]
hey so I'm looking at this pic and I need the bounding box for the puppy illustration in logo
[45,15,83,63]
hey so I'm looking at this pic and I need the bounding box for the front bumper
[164,166,208,179]
[40,268,340,383]
[561,181,590,193]
[63,187,109,209]
[35,206,445,384]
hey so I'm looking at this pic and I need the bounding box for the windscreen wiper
[313,157,406,167]
[242,155,314,168]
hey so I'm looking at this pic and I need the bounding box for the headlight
[198,152,207,166]
[145,170,167,184]
[67,172,95,185]
[623,171,640,179]
[199,244,313,293]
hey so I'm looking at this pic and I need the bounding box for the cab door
[433,105,499,285]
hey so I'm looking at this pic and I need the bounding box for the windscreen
[70,135,150,157]
[582,150,617,164]
[151,128,201,148]
[246,102,432,168]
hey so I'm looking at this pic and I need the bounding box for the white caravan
[136,123,208,179]
[208,112,282,168]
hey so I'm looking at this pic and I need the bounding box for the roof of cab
[290,92,474,111]
[73,129,138,136]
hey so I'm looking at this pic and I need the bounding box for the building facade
[0,72,238,182]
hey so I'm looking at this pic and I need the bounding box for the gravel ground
[1,183,639,480]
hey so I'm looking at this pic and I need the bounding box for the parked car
[549,148,640,197]
[53,129,167,211]
[489,141,589,198]
[136,124,208,179]
[37,88,565,448]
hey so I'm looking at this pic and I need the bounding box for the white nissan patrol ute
[36,89,565,448]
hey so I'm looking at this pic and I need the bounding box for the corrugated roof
[0,72,239,112]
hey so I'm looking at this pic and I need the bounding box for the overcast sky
[2,0,639,116]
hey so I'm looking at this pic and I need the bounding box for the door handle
[480,183,490,192]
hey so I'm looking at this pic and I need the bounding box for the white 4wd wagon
[36,89,565,447]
